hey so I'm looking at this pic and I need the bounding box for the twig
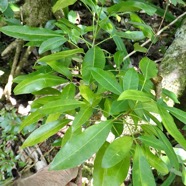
[123,11,186,61]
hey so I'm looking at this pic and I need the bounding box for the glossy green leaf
[40,99,85,115]
[0,0,8,12]
[158,104,186,149]
[46,61,72,80]
[111,122,123,137]
[22,119,70,148]
[162,88,180,104]
[102,136,133,168]
[108,1,156,16]
[49,120,113,170]
[32,87,60,95]
[167,106,186,124]
[92,68,122,95]
[123,68,139,90]
[93,142,130,186]
[132,145,156,186]
[72,105,93,132]
[82,47,105,83]
[139,57,158,79]
[14,74,67,95]
[118,90,154,102]
[38,48,84,62]
[53,0,77,12]
[19,110,44,131]
[0,26,61,41]
[39,37,67,54]
[60,83,76,99]
[144,147,169,175]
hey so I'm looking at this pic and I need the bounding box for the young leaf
[132,145,156,186]
[49,120,113,170]
[91,68,122,95]
[139,57,158,79]
[38,48,84,62]
[22,119,70,148]
[118,90,154,102]
[39,37,67,54]
[72,105,93,132]
[158,104,186,149]
[0,26,61,41]
[14,74,67,95]
[40,99,85,115]
[123,68,139,90]
[93,142,130,186]
[102,136,133,168]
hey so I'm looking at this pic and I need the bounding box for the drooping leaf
[22,119,70,148]
[38,48,84,62]
[132,145,156,186]
[167,106,186,124]
[108,1,156,16]
[123,68,139,90]
[102,136,133,168]
[53,0,77,12]
[39,37,67,54]
[118,90,154,102]
[93,142,130,186]
[49,120,113,170]
[72,105,93,132]
[92,68,122,95]
[114,51,125,68]
[40,99,85,115]
[0,26,61,41]
[162,88,180,104]
[158,104,186,149]
[139,57,158,79]
[19,110,44,131]
[14,74,67,95]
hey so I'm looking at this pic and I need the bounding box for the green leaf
[132,145,156,186]
[79,85,95,104]
[117,31,145,41]
[110,100,129,115]
[114,51,125,68]
[0,0,8,12]
[0,26,61,41]
[82,47,105,83]
[167,107,186,124]
[22,119,70,148]
[39,37,67,54]
[102,136,133,168]
[108,1,156,16]
[93,142,130,186]
[123,68,139,90]
[144,147,169,175]
[139,57,157,79]
[53,0,77,12]
[72,105,93,132]
[111,122,123,137]
[14,74,67,95]
[19,110,44,131]
[158,104,186,149]
[49,120,113,170]
[134,43,148,53]
[118,90,154,102]
[40,99,85,115]
[162,88,180,104]
[38,48,84,62]
[92,68,122,95]
[46,61,72,80]
[60,83,76,99]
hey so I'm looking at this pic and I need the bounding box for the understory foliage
[1,0,186,185]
